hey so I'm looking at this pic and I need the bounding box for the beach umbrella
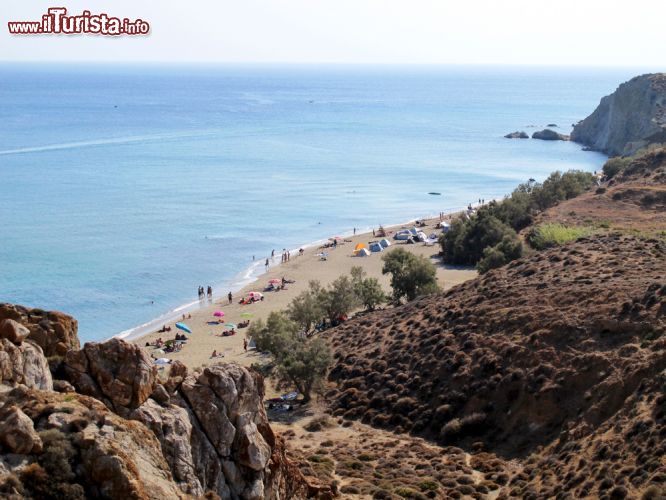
[248,291,263,299]
[225,323,237,329]
[240,312,253,318]
[175,322,192,334]
[268,279,281,285]
[213,311,225,317]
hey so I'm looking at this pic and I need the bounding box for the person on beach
[243,338,248,352]
[299,248,304,256]
[228,291,233,304]
[211,350,217,358]
[271,249,275,259]
[287,251,290,261]
[372,229,375,236]
[265,258,269,270]
[353,227,356,235]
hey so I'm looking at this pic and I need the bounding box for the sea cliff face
[0,305,311,499]
[571,73,666,156]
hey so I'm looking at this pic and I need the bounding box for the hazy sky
[2,0,665,66]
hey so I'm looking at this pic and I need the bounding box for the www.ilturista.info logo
[8,7,150,36]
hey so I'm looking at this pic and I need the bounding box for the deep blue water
[0,65,634,341]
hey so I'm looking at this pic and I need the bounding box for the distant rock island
[571,73,666,155]
[532,129,569,141]
[504,131,529,139]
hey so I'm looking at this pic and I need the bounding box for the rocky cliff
[0,306,311,499]
[571,73,666,156]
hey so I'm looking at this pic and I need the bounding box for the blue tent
[379,238,391,248]
[369,241,384,252]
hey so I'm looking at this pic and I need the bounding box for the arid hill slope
[324,232,665,497]
[533,148,666,234]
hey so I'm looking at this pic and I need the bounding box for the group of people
[239,295,263,305]
[198,286,213,299]
[147,332,187,353]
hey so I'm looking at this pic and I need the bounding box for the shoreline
[116,207,471,344]
[127,207,481,371]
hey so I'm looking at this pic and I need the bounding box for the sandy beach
[131,216,477,372]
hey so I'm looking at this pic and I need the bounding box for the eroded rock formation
[0,309,310,499]
[571,73,666,155]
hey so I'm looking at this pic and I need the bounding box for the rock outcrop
[531,128,569,141]
[504,131,529,139]
[0,319,52,392]
[62,338,157,415]
[0,312,310,499]
[0,303,79,357]
[0,386,186,499]
[571,73,666,155]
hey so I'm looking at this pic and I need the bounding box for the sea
[0,64,642,342]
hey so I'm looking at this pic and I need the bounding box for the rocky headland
[571,73,666,156]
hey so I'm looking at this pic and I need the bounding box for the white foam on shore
[114,206,473,343]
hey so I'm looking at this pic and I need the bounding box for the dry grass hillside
[313,151,666,498]
[532,148,666,235]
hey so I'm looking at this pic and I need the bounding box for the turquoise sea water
[0,65,635,341]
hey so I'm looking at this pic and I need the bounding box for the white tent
[379,238,391,248]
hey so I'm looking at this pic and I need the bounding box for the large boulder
[0,303,79,357]
[0,319,30,345]
[0,405,42,454]
[0,338,52,391]
[62,338,157,414]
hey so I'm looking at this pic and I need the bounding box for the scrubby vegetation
[381,248,439,301]
[249,312,331,402]
[527,223,595,250]
[287,267,386,333]
[603,156,632,179]
[441,170,595,272]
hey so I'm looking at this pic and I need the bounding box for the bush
[603,157,631,179]
[287,281,324,332]
[351,266,386,311]
[443,213,519,266]
[382,249,439,301]
[476,235,523,274]
[318,275,360,323]
[527,223,594,250]
[441,169,595,267]
[248,312,331,402]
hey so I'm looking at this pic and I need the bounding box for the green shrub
[603,157,631,179]
[248,312,331,402]
[441,169,594,268]
[476,235,523,274]
[527,224,594,250]
[287,282,324,333]
[382,248,439,301]
[443,213,519,266]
